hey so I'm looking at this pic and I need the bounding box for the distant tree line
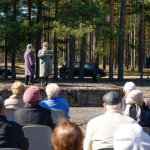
[0,0,150,80]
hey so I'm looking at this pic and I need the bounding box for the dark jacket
[130,104,150,127]
[14,103,55,129]
[0,115,28,150]
[92,63,98,74]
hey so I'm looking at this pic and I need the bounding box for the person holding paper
[38,42,53,86]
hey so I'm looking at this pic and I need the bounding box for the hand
[50,53,52,56]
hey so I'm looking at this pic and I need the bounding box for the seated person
[0,96,28,150]
[114,123,150,150]
[122,82,136,111]
[84,91,135,150]
[59,64,66,80]
[40,83,70,119]
[51,119,84,150]
[125,90,150,127]
[5,81,25,109]
[14,86,55,129]
[142,98,150,111]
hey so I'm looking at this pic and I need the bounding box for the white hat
[123,82,136,95]
[114,123,150,150]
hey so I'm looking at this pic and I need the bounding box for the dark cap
[103,91,122,105]
[0,96,4,113]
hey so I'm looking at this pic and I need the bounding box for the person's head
[11,81,25,96]
[103,91,122,111]
[46,83,60,99]
[123,82,136,95]
[0,97,5,115]
[27,44,33,50]
[114,123,150,150]
[126,90,143,106]
[51,119,84,150]
[43,42,49,49]
[23,86,40,104]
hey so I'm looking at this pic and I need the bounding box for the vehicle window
[84,63,92,69]
[74,62,80,68]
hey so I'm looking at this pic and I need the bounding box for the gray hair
[123,82,136,95]
[46,83,60,98]
[0,97,4,113]
[106,103,121,110]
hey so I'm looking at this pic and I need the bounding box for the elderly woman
[40,83,70,119]
[24,44,35,85]
[38,42,53,86]
[14,86,55,129]
[5,81,25,109]
[51,119,84,150]
[125,90,150,127]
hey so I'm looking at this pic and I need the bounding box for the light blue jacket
[40,96,70,119]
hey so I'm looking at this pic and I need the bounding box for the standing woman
[24,44,35,85]
[38,42,53,86]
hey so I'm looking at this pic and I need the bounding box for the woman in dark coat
[24,44,35,85]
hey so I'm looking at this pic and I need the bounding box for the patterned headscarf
[125,90,143,121]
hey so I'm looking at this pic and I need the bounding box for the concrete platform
[0,83,122,107]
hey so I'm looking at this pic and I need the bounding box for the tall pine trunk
[118,0,126,80]
[109,0,114,80]
[79,0,86,81]
[69,0,74,80]
[54,0,58,80]
[36,0,42,79]
[11,1,16,80]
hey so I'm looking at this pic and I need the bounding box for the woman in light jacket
[38,42,53,86]
[5,81,25,109]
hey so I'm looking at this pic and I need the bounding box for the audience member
[40,83,70,119]
[122,82,136,111]
[51,119,84,150]
[0,96,28,150]
[5,81,25,109]
[14,86,55,129]
[123,82,136,95]
[84,91,136,150]
[125,90,150,127]
[114,123,150,150]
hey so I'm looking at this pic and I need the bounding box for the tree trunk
[36,0,42,79]
[118,0,126,80]
[79,0,86,81]
[140,0,145,79]
[11,1,16,80]
[69,0,74,80]
[109,0,114,80]
[28,0,32,43]
[54,0,58,80]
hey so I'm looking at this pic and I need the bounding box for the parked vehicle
[0,66,12,77]
[63,61,106,78]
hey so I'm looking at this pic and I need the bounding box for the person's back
[84,91,136,150]
[14,86,55,129]
[0,96,28,150]
[114,123,150,150]
[125,90,150,127]
[40,84,70,119]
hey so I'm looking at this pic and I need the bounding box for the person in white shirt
[84,91,136,150]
